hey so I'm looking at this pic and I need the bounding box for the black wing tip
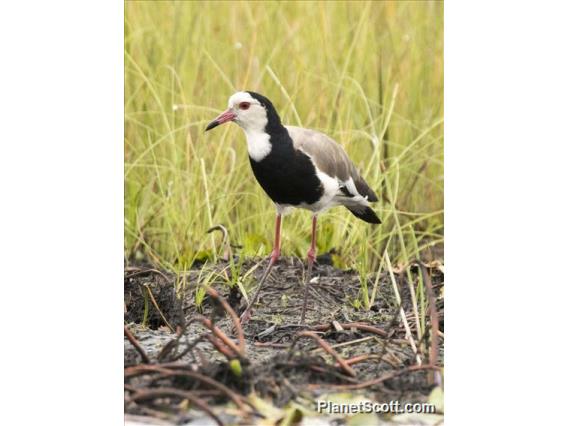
[353,178,379,203]
[367,192,379,203]
[346,206,381,224]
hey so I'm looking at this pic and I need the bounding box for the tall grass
[124,1,444,283]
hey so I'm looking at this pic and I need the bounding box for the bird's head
[205,91,281,134]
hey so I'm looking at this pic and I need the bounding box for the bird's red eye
[239,102,250,110]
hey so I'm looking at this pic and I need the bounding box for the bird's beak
[205,108,236,132]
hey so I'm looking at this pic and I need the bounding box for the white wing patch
[338,177,371,206]
[312,168,340,211]
[286,146,370,213]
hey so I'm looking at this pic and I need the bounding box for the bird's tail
[345,205,381,224]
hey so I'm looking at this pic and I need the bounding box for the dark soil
[124,257,444,425]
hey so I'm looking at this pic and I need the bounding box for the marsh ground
[124,256,444,425]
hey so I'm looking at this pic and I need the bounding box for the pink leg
[240,214,282,323]
[300,215,317,324]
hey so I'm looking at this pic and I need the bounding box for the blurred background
[125,1,443,277]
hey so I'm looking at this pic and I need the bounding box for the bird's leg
[240,214,282,323]
[300,215,317,324]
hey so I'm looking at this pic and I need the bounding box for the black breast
[249,140,324,206]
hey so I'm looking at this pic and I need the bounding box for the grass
[124,1,444,301]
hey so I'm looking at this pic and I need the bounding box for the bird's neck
[264,114,287,136]
[243,124,293,163]
[244,128,272,162]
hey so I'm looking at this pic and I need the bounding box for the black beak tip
[205,120,219,132]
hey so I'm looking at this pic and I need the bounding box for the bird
[205,91,380,324]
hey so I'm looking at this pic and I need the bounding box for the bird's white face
[227,92,267,133]
[205,91,268,134]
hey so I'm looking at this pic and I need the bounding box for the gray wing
[285,125,378,202]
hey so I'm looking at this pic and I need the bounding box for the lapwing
[205,91,381,324]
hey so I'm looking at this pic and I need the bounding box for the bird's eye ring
[239,102,251,110]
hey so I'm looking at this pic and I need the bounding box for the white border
[0,2,124,424]
[447,1,568,423]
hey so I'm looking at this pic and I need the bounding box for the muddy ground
[124,256,444,426]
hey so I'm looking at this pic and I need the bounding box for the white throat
[244,129,272,162]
